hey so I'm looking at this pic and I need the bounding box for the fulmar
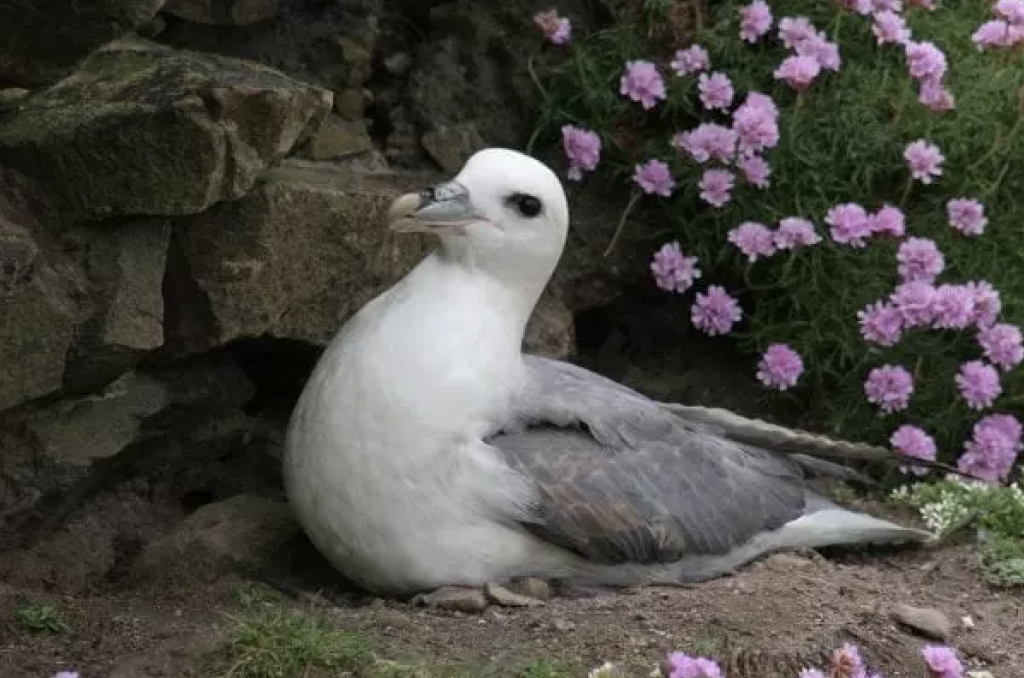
[283,148,933,609]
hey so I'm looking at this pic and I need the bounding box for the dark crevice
[226,336,323,417]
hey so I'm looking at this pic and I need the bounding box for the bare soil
[2,521,1022,678]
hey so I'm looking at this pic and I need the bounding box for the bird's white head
[387,148,570,293]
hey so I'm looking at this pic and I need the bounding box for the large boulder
[166,160,434,351]
[0,39,332,224]
[162,0,281,26]
[0,0,163,87]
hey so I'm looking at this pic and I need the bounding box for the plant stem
[604,189,642,257]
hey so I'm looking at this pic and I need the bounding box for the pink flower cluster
[771,16,840,92]
[738,1,774,43]
[560,125,601,181]
[757,343,804,390]
[651,242,702,294]
[973,0,1024,51]
[824,203,906,248]
[533,9,571,45]
[620,60,666,109]
[671,90,780,207]
[958,413,1023,481]
[727,216,820,262]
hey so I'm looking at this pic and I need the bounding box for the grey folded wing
[487,355,816,565]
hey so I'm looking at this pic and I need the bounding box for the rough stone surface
[421,123,486,174]
[166,161,434,350]
[0,0,163,86]
[890,603,953,640]
[0,216,80,412]
[302,114,374,160]
[0,40,331,223]
[163,0,281,25]
[133,494,299,584]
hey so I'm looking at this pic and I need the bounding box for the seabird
[282,148,933,608]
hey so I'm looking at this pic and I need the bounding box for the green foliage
[892,478,1024,585]
[531,0,1024,462]
[14,603,67,634]
[217,607,373,678]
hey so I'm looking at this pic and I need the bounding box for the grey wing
[488,355,814,564]
[491,425,808,565]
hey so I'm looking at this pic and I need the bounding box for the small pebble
[890,603,953,640]
[961,615,975,630]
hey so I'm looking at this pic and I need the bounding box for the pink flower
[977,323,1024,371]
[729,222,777,262]
[956,360,1002,410]
[858,300,904,346]
[698,169,735,207]
[651,242,702,294]
[691,285,742,336]
[670,45,710,76]
[796,33,841,71]
[918,80,955,112]
[996,0,1024,23]
[560,125,601,181]
[739,0,774,42]
[890,281,937,327]
[947,198,987,236]
[774,55,821,91]
[972,20,1018,50]
[825,203,871,247]
[664,652,725,678]
[672,123,737,163]
[732,93,780,154]
[633,159,675,196]
[867,205,905,237]
[698,72,735,110]
[931,284,976,330]
[904,41,947,82]
[920,645,964,678]
[959,414,1023,483]
[778,16,817,49]
[864,365,914,413]
[872,11,910,45]
[904,139,944,184]
[897,237,944,283]
[830,643,866,678]
[890,424,937,475]
[756,344,804,390]
[737,154,771,187]
[966,280,1001,328]
[774,217,821,249]
[533,10,572,45]
[620,60,666,109]
[839,0,873,14]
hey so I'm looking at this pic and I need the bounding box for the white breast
[282,253,551,593]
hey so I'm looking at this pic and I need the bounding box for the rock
[890,603,953,640]
[0,88,30,111]
[421,123,486,174]
[166,161,433,351]
[133,494,298,584]
[0,359,255,550]
[0,0,163,86]
[523,295,575,360]
[303,114,374,161]
[333,89,367,121]
[0,218,80,412]
[329,35,374,89]
[383,53,412,77]
[63,221,171,389]
[162,0,280,25]
[0,41,331,223]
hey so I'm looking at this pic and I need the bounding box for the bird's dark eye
[509,193,542,218]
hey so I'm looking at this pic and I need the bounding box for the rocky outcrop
[0,40,331,224]
[0,0,163,86]
[0,0,648,595]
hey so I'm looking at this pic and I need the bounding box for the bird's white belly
[282,306,570,594]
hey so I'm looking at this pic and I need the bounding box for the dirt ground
[2,520,1022,678]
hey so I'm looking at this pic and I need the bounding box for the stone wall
[0,0,651,588]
